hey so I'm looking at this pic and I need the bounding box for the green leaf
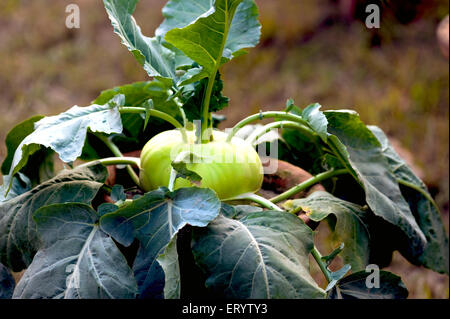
[13,203,138,299]
[5,100,123,183]
[0,263,14,299]
[328,270,409,299]
[302,103,328,142]
[0,164,107,271]
[156,235,180,299]
[100,187,220,298]
[1,115,44,175]
[164,0,261,74]
[283,191,370,271]
[192,212,326,299]
[103,0,177,79]
[370,126,449,274]
[324,110,427,263]
[181,71,229,121]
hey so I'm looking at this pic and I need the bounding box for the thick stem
[226,193,283,211]
[270,169,348,204]
[119,107,188,143]
[246,121,318,145]
[226,112,311,143]
[77,157,141,169]
[311,247,332,283]
[201,71,218,143]
[95,134,141,187]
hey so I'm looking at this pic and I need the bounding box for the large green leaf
[0,164,107,271]
[0,263,14,299]
[103,0,177,79]
[283,191,370,272]
[5,98,123,183]
[192,212,326,299]
[13,203,137,299]
[328,270,408,299]
[370,126,449,274]
[164,0,261,74]
[324,110,427,263]
[100,187,220,298]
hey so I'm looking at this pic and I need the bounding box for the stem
[119,107,188,143]
[246,121,318,145]
[270,169,348,203]
[77,157,141,169]
[226,193,283,211]
[311,247,332,283]
[201,71,218,143]
[201,6,236,143]
[226,112,311,143]
[95,134,141,187]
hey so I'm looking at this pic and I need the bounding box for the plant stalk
[95,134,141,187]
[246,120,318,145]
[77,157,141,169]
[119,107,188,143]
[270,168,348,203]
[226,112,312,143]
[311,247,332,283]
[226,193,282,211]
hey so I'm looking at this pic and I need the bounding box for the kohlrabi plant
[0,0,448,299]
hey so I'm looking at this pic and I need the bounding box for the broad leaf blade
[0,164,107,271]
[370,126,449,274]
[328,270,408,299]
[192,212,326,299]
[164,0,261,74]
[13,203,137,299]
[103,0,176,79]
[283,191,370,271]
[324,110,427,263]
[100,187,220,298]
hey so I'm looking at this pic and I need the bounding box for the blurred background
[0,0,448,298]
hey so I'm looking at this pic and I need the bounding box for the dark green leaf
[13,203,137,299]
[182,71,229,122]
[192,212,325,299]
[1,115,44,175]
[103,0,177,79]
[100,187,220,298]
[283,191,370,271]
[325,110,427,264]
[328,270,408,299]
[0,164,107,271]
[5,101,123,182]
[0,263,14,299]
[370,126,449,274]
